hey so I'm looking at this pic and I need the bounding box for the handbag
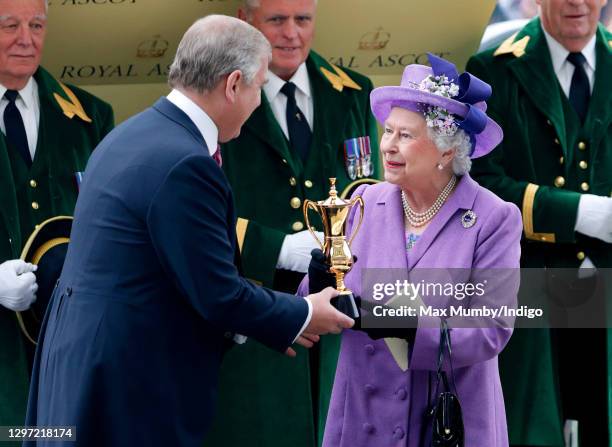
[424,319,464,447]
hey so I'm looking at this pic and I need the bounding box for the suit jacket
[0,67,113,436]
[24,97,309,447]
[206,51,380,447]
[467,19,612,445]
[317,176,522,447]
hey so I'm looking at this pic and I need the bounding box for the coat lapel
[588,26,612,151]
[0,136,19,257]
[243,94,296,173]
[375,185,409,270]
[507,20,569,159]
[406,175,478,270]
[306,54,353,173]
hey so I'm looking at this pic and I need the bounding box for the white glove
[575,194,612,243]
[276,230,324,273]
[0,260,38,311]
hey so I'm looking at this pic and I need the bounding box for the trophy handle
[347,196,365,246]
[303,200,325,251]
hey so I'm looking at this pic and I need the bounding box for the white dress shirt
[0,77,40,160]
[166,89,313,343]
[263,63,313,139]
[542,25,596,98]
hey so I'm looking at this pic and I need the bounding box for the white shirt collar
[541,24,596,73]
[263,62,311,102]
[0,76,38,109]
[166,89,218,157]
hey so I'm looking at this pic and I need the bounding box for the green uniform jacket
[204,51,380,447]
[0,67,113,435]
[467,19,612,446]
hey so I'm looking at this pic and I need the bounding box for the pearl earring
[437,163,444,170]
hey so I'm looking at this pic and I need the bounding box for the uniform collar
[263,62,311,101]
[167,89,218,156]
[541,23,596,74]
[0,76,38,109]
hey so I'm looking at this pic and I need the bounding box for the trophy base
[331,292,360,319]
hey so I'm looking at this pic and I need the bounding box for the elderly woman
[303,54,522,446]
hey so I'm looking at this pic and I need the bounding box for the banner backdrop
[42,0,495,121]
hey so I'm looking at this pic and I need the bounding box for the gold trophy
[303,178,364,318]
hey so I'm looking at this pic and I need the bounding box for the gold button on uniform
[546,119,552,126]
[31,202,39,210]
[559,156,564,165]
[290,197,301,209]
[282,158,288,164]
[292,221,304,231]
[304,180,313,188]
[578,141,586,151]
[579,160,588,170]
[289,177,297,187]
[554,138,560,145]
[580,182,589,192]
[554,176,565,188]
[577,251,586,261]
[29,179,37,188]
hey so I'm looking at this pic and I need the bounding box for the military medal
[344,136,372,180]
[343,138,359,180]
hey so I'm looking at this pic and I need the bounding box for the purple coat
[309,175,522,447]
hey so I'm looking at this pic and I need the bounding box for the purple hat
[370,53,502,158]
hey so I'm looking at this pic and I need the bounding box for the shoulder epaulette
[320,64,362,92]
[493,32,530,58]
[53,83,92,123]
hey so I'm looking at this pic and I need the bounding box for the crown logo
[358,27,390,51]
[137,35,169,58]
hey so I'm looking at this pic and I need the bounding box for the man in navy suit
[23,15,352,447]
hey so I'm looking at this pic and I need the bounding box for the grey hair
[168,15,271,93]
[427,127,473,175]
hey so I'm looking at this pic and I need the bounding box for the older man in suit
[23,15,352,447]
[206,1,380,445]
[467,0,612,445]
[0,0,113,437]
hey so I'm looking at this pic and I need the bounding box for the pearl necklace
[401,176,456,227]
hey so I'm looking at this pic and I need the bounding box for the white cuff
[293,296,313,343]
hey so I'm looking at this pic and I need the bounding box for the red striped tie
[212,145,222,167]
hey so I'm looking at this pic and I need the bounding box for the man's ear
[225,70,243,103]
[237,8,248,21]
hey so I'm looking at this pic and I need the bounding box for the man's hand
[276,230,324,273]
[285,332,320,357]
[0,260,38,311]
[305,287,354,335]
[575,195,612,243]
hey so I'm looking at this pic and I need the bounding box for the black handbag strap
[435,319,459,396]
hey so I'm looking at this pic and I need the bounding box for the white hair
[168,15,271,93]
[427,127,473,175]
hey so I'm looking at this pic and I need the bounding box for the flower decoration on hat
[417,74,460,136]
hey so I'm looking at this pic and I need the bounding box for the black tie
[3,90,32,166]
[280,82,311,162]
[567,52,590,122]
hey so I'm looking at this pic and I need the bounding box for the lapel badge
[461,210,477,228]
